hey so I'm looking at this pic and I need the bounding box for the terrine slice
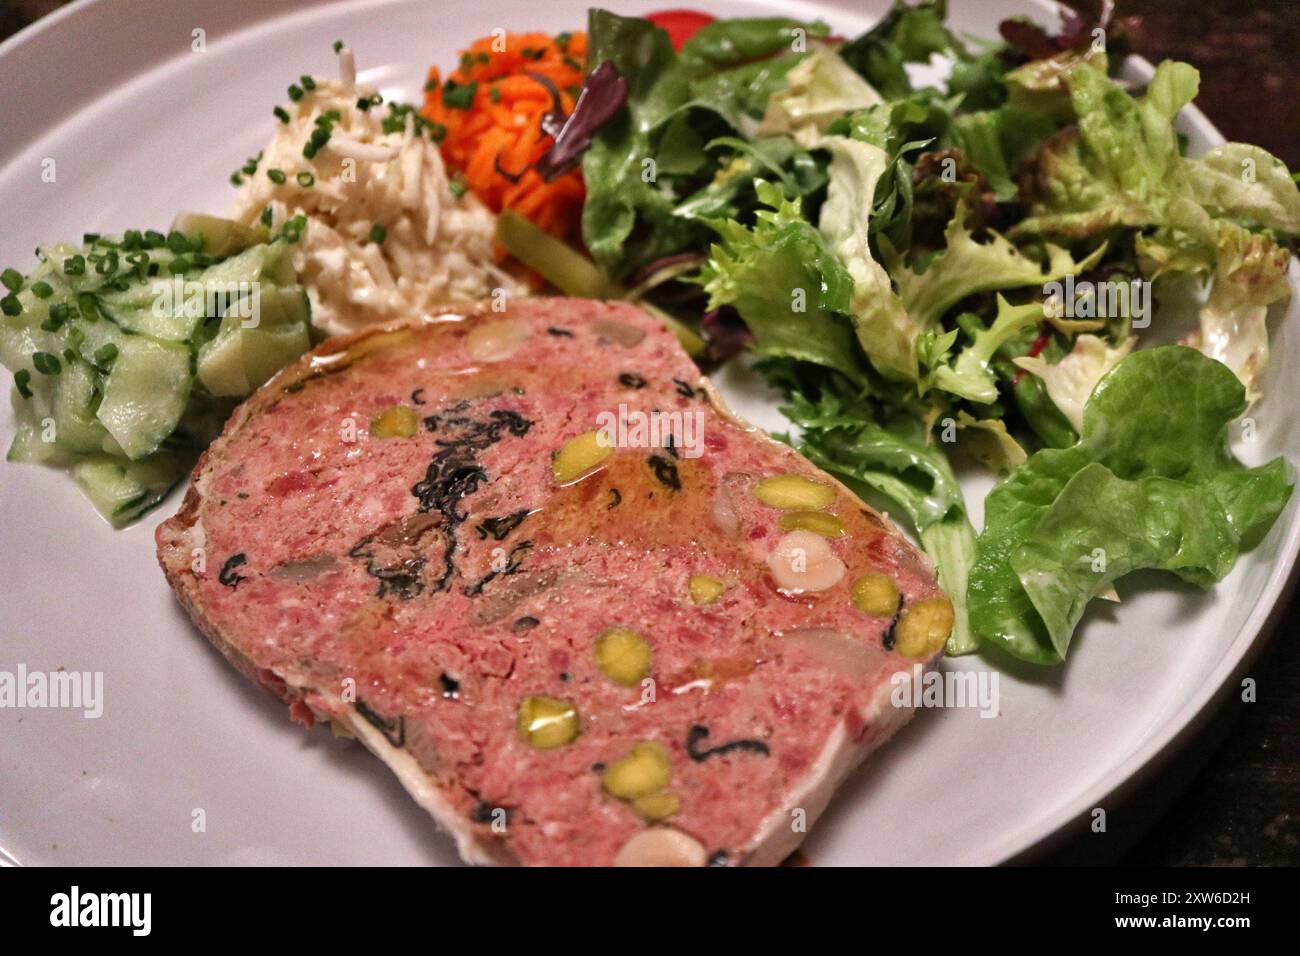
[157,297,953,866]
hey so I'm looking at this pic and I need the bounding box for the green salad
[501,2,1298,665]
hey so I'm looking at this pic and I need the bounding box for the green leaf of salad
[697,182,863,383]
[969,346,1292,663]
[581,10,830,278]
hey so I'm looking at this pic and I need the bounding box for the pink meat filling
[158,298,944,866]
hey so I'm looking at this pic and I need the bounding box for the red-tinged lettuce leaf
[534,61,629,182]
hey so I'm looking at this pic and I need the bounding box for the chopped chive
[288,83,304,101]
[166,231,192,254]
[260,206,274,228]
[31,281,53,299]
[230,172,244,186]
[449,177,467,199]
[32,351,60,375]
[274,105,290,124]
[369,223,387,245]
[95,251,119,275]
[301,75,316,91]
[1,294,22,316]
[310,127,330,147]
[296,171,315,187]
[94,343,119,365]
[356,96,372,111]
[83,232,101,244]
[77,292,99,321]
[441,79,478,110]
[332,40,344,54]
[64,255,86,276]
[1,268,22,291]
[144,230,166,248]
[168,256,192,274]
[268,168,287,184]
[62,347,77,365]
[121,229,143,250]
[302,141,318,159]
[48,302,70,325]
[281,215,307,243]
[14,368,32,399]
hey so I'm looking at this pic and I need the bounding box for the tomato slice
[645,9,716,50]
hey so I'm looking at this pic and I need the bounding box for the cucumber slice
[195,320,248,397]
[96,295,205,343]
[172,213,268,258]
[197,293,311,397]
[0,314,45,371]
[250,285,310,329]
[7,415,76,466]
[74,453,190,527]
[200,242,291,290]
[50,358,108,454]
[96,336,191,459]
[242,322,310,390]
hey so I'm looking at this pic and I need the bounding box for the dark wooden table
[1,0,1295,866]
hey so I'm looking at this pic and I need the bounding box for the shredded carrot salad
[422,32,588,244]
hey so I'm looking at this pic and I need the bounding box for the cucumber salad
[3,1,1298,667]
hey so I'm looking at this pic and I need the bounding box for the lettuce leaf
[951,106,1057,202]
[1013,333,1135,431]
[581,11,829,278]
[1012,57,1299,405]
[581,10,696,277]
[1184,143,1300,234]
[1185,222,1293,404]
[697,182,864,382]
[888,199,1106,329]
[817,135,920,382]
[969,345,1292,663]
[757,48,883,145]
[838,0,964,100]
[1012,60,1201,241]
[931,295,1045,404]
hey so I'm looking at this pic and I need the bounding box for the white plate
[1,0,1296,866]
